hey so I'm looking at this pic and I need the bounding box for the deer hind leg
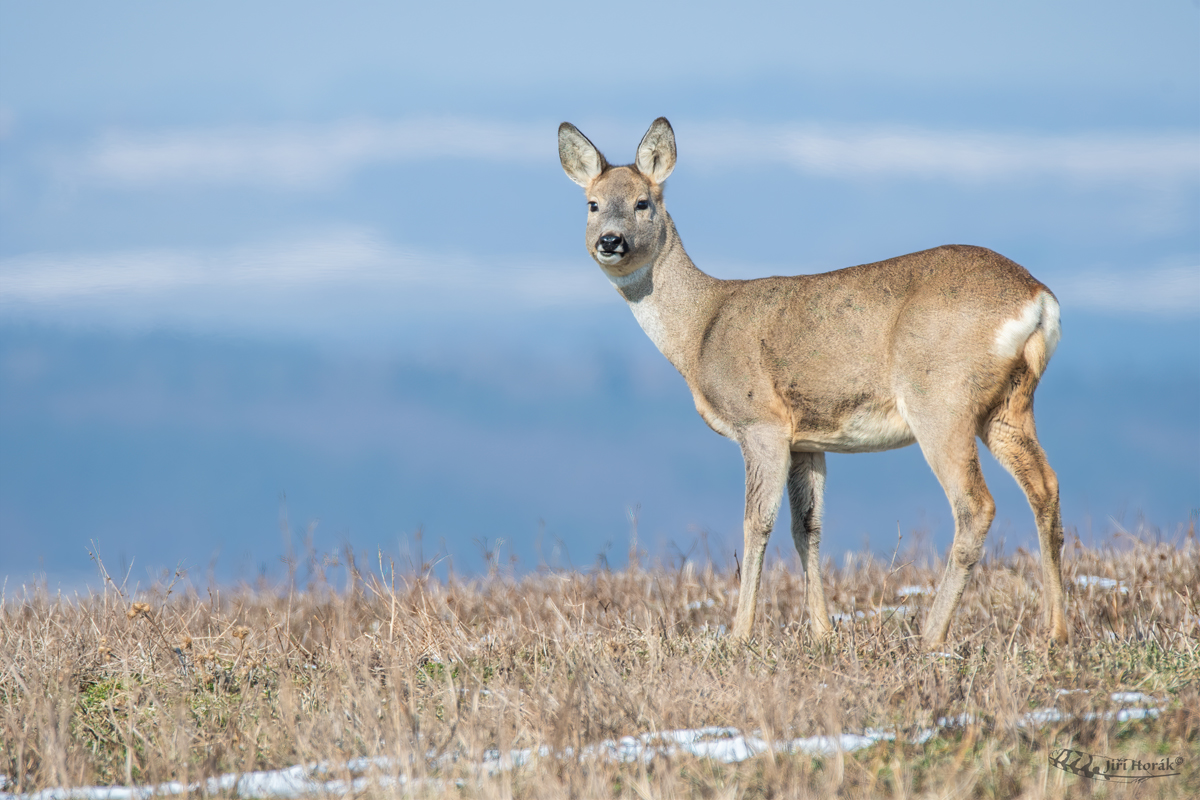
[731,425,791,641]
[787,451,833,638]
[982,368,1068,644]
[910,415,996,649]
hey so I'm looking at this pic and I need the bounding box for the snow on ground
[830,605,913,623]
[1074,575,1129,594]
[1,693,1165,799]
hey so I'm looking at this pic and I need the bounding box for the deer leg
[916,428,996,650]
[983,382,1068,644]
[731,426,791,641]
[788,451,833,638]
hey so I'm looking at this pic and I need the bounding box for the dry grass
[2,525,1197,799]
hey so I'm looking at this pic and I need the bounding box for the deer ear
[559,123,606,187]
[635,117,676,184]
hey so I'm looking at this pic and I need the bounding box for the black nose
[598,233,624,253]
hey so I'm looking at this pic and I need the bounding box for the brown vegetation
[2,525,1197,798]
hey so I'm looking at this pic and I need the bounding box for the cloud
[0,229,613,340]
[3,229,1193,360]
[1052,265,1200,316]
[78,117,1200,190]
[84,118,551,188]
[3,229,400,298]
[0,228,600,301]
[684,122,1200,186]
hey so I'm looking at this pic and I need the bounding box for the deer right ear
[559,123,606,187]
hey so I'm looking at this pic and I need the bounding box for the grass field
[2,524,1197,798]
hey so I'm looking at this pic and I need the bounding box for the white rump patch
[993,291,1060,361]
[1041,293,1062,359]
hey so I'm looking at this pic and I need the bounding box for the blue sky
[1,1,1197,590]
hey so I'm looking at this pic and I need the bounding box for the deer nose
[598,234,624,253]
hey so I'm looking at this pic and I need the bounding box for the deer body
[559,118,1068,648]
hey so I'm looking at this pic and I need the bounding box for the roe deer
[558,117,1068,648]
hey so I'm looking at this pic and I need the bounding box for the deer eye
[588,201,598,212]
[635,200,649,211]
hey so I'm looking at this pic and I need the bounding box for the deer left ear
[635,117,676,184]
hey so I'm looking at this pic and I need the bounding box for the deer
[558,117,1069,649]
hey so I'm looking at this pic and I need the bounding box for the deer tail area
[1022,291,1062,380]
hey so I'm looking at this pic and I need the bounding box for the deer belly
[790,399,915,454]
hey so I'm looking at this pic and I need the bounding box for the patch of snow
[1109,691,1157,705]
[830,605,911,623]
[1074,575,1129,594]
[2,696,1167,799]
[935,713,979,728]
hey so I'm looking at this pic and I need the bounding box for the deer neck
[608,220,718,376]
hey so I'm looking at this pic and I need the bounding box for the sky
[1,1,1197,591]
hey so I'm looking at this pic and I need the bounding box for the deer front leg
[731,427,791,641]
[788,451,834,638]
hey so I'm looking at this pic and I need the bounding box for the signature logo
[1049,748,1184,782]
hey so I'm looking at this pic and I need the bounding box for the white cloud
[84,118,551,188]
[685,122,1199,185]
[3,229,404,298]
[3,232,1193,357]
[1052,265,1200,316]
[0,229,614,341]
[0,229,601,301]
[78,117,1200,190]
